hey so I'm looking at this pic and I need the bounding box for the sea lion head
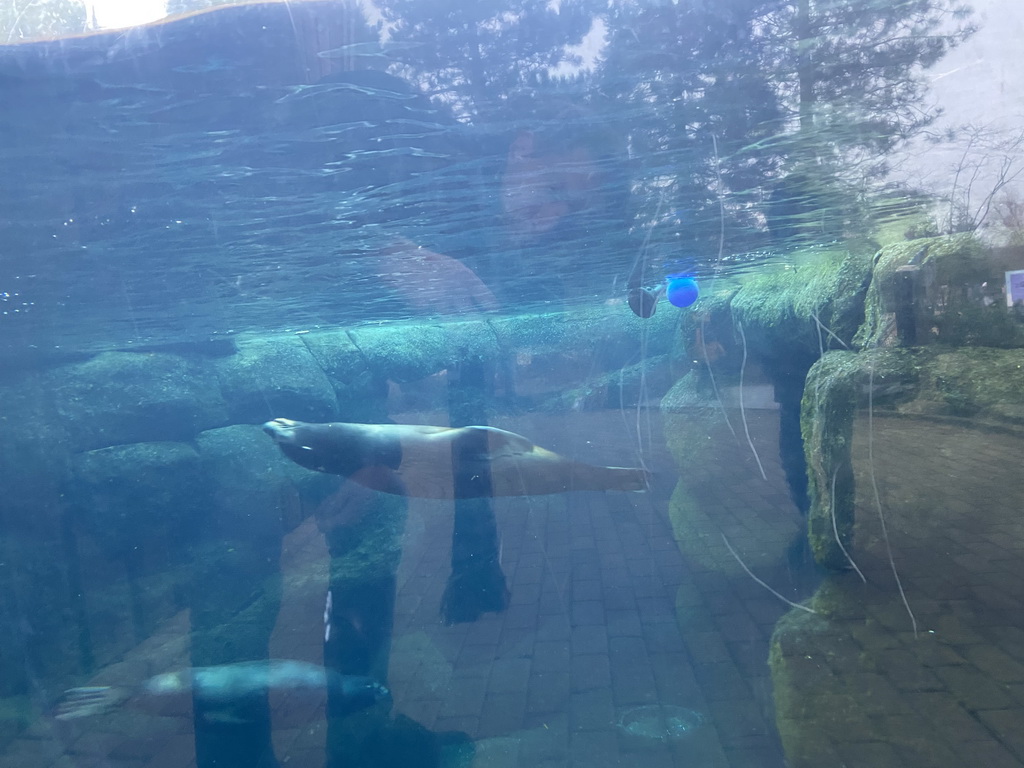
[262,418,397,478]
[262,417,302,441]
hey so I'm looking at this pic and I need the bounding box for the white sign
[1006,270,1024,307]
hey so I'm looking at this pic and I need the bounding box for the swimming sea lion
[263,418,649,499]
[54,660,390,722]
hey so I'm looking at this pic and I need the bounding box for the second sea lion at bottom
[55,660,390,722]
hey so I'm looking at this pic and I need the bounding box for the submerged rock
[616,704,705,743]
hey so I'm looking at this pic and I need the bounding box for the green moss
[301,328,388,421]
[730,247,873,357]
[802,345,1024,572]
[489,304,678,359]
[349,323,451,384]
[769,599,881,767]
[217,336,340,423]
[666,483,736,573]
[324,491,406,584]
[901,347,1024,424]
[660,371,725,466]
[855,233,1024,349]
[54,351,228,451]
[801,352,860,569]
[769,565,999,768]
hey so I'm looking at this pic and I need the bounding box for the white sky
[86,0,167,29]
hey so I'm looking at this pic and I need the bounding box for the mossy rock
[300,328,387,421]
[801,351,862,570]
[196,424,308,535]
[489,304,678,363]
[189,425,299,664]
[660,370,729,466]
[348,323,450,383]
[856,233,1024,349]
[802,346,1024,571]
[730,246,873,357]
[67,440,208,554]
[65,441,206,663]
[770,572,1007,768]
[671,247,870,400]
[322,489,406,585]
[215,335,339,424]
[902,347,1024,423]
[663,371,801,575]
[53,351,229,451]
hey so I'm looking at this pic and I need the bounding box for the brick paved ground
[770,414,1024,768]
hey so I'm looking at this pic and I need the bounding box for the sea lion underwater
[54,659,390,722]
[262,418,650,499]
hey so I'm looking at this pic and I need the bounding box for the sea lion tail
[606,467,651,493]
[54,685,132,719]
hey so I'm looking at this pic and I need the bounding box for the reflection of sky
[893,0,1024,202]
[927,0,1024,126]
[548,17,606,79]
[86,0,167,29]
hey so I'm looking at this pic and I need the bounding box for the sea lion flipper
[456,426,536,459]
[54,686,132,719]
[349,464,407,496]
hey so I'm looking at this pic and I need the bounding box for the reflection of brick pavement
[388,409,796,768]
[3,408,802,768]
[773,415,1024,767]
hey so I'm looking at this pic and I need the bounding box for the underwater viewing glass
[1,1,1022,767]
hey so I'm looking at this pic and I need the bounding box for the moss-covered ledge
[729,246,873,356]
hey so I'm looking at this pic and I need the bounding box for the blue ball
[666,275,699,308]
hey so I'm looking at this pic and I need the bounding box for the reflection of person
[488,96,631,303]
[374,236,499,315]
[501,129,605,242]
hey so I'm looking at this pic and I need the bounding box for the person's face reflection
[500,129,599,240]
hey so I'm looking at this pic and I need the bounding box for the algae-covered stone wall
[797,235,1024,572]
[856,233,1024,350]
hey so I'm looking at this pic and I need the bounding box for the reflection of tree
[777,0,974,156]
[925,124,1024,235]
[600,0,784,256]
[4,0,980,257]
[598,0,975,251]
[3,0,86,41]
[377,0,596,121]
[994,191,1024,246]
[762,0,976,244]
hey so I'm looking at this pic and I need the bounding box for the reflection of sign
[1007,270,1024,307]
